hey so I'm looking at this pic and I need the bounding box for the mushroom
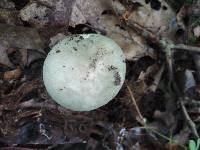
[43,34,126,111]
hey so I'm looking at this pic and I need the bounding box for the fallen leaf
[0,42,14,68]
[68,0,111,27]
[4,67,22,80]
[19,49,27,66]
[21,0,111,28]
[176,69,196,93]
[96,14,155,60]
[193,26,200,38]
[27,50,45,66]
[0,23,45,53]
[49,33,67,48]
[0,8,22,25]
[0,0,15,9]
[176,5,190,30]
[37,0,55,7]
[173,126,190,145]
[20,2,51,28]
[113,0,177,38]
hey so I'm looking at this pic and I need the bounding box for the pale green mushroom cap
[43,34,126,111]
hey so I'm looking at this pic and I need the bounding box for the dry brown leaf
[0,0,15,9]
[68,0,111,27]
[0,42,14,68]
[4,67,22,79]
[0,23,45,53]
[27,50,45,66]
[0,8,22,25]
[19,49,27,66]
[113,0,176,38]
[96,14,155,60]
[19,49,45,66]
[22,0,111,28]
[49,33,67,48]
[20,2,51,28]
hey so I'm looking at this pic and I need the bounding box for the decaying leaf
[19,49,45,66]
[0,42,14,68]
[21,0,111,28]
[193,26,200,38]
[96,14,154,60]
[19,49,27,66]
[113,0,177,38]
[0,8,22,25]
[0,0,15,9]
[176,5,189,30]
[20,2,51,28]
[49,33,67,48]
[0,23,45,53]
[130,64,160,100]
[27,50,45,66]
[176,69,196,93]
[68,0,111,27]
[4,67,22,79]
[37,0,55,7]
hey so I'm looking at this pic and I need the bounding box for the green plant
[189,139,200,150]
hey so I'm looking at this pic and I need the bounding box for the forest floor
[1,0,200,150]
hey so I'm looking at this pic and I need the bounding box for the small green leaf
[196,139,200,150]
[189,140,196,150]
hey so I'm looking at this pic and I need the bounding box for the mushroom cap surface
[43,34,126,111]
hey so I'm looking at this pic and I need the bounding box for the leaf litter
[0,0,200,149]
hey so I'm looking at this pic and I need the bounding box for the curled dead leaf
[4,67,22,80]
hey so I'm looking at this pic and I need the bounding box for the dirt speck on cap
[56,50,61,53]
[107,65,117,71]
[113,72,121,86]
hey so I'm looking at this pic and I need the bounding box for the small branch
[127,85,146,125]
[18,99,57,109]
[180,101,199,138]
[145,64,165,93]
[173,44,200,53]
[85,24,107,35]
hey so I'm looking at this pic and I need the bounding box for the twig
[193,54,200,80]
[18,99,57,109]
[180,101,199,138]
[173,44,200,53]
[145,64,165,93]
[127,85,146,125]
[85,24,107,35]
[172,77,199,138]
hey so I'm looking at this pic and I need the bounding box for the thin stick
[173,44,200,53]
[180,101,199,138]
[127,85,146,125]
